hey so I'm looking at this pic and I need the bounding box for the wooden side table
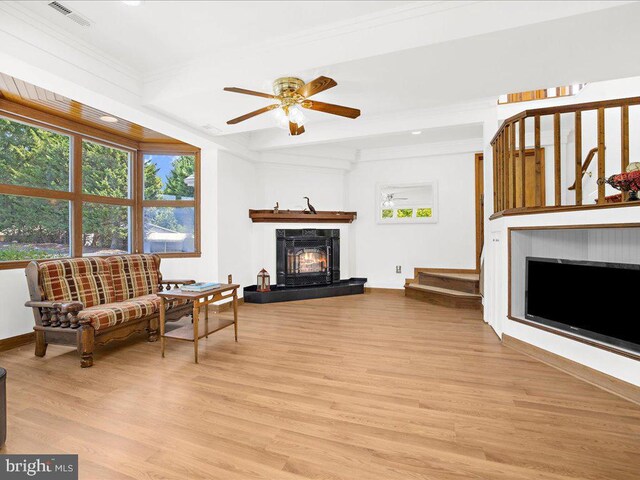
[158,280,240,363]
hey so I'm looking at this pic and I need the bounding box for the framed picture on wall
[376,182,438,224]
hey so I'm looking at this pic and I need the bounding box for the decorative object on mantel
[303,196,317,214]
[257,269,271,292]
[603,171,640,202]
[273,202,279,214]
[248,209,357,224]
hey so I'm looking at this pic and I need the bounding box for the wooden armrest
[25,300,84,312]
[25,300,84,328]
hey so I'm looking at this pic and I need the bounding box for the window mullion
[134,151,143,253]
[72,134,83,257]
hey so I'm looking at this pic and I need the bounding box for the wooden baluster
[60,309,70,328]
[503,126,510,209]
[510,122,516,208]
[498,135,503,210]
[597,107,606,204]
[574,111,582,206]
[503,131,508,210]
[621,105,630,201]
[496,137,502,210]
[50,309,60,327]
[228,274,233,284]
[519,119,526,208]
[534,116,541,206]
[41,308,51,327]
[554,113,561,206]
[69,311,80,329]
[493,143,498,213]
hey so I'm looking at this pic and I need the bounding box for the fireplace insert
[276,229,340,287]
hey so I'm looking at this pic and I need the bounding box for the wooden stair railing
[568,147,599,191]
[491,96,640,215]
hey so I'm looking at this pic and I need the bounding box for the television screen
[525,257,640,353]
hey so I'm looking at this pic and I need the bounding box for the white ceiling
[14,1,406,73]
[3,0,640,154]
[325,123,484,151]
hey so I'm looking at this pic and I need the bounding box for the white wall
[256,162,347,212]
[348,152,477,288]
[217,151,257,290]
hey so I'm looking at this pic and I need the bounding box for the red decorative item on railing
[604,170,640,202]
[605,170,640,192]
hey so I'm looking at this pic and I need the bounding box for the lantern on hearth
[257,268,271,292]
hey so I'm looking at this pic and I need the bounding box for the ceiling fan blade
[227,104,278,125]
[289,122,305,136]
[224,87,276,99]
[302,100,360,119]
[295,76,337,98]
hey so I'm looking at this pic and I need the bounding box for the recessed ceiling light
[121,1,142,6]
[99,115,118,123]
[411,131,422,135]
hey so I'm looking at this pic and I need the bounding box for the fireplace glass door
[288,247,328,275]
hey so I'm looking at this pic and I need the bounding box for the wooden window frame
[136,148,201,258]
[0,103,201,270]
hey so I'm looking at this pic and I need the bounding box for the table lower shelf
[163,318,235,341]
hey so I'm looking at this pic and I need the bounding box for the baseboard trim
[503,334,640,405]
[0,332,35,352]
[208,298,245,313]
[364,287,403,295]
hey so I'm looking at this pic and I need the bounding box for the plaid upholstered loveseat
[25,254,194,367]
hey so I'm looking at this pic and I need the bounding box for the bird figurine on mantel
[303,196,317,214]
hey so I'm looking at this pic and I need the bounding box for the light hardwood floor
[1,292,639,480]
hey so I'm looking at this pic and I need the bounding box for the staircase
[404,269,481,310]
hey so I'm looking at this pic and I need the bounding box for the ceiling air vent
[48,1,91,27]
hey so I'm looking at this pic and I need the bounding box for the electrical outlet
[396,265,402,274]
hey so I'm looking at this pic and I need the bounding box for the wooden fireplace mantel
[248,209,357,224]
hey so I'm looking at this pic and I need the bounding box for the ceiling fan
[381,193,408,208]
[224,76,360,136]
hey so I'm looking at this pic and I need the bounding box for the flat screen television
[525,257,640,354]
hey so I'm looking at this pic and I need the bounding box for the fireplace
[276,229,340,287]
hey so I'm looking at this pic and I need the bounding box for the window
[82,140,130,198]
[0,118,70,191]
[377,183,438,224]
[141,153,198,254]
[0,195,70,261]
[0,111,200,268]
[143,154,195,200]
[143,207,195,253]
[83,203,131,256]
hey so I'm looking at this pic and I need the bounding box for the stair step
[405,282,481,310]
[419,272,479,281]
[418,271,479,294]
[406,283,481,298]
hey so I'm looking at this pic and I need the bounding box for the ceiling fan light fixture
[288,105,306,127]
[271,107,289,129]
